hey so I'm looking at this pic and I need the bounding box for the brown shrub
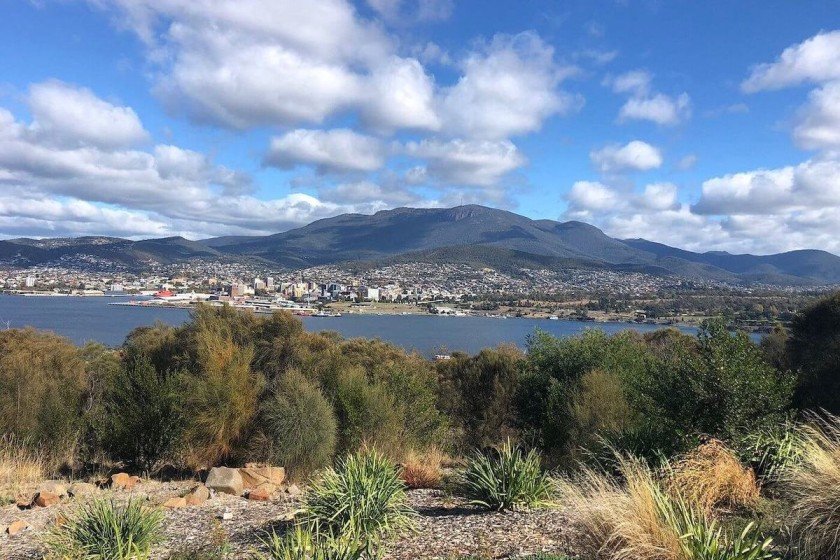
[400,447,445,489]
[667,439,759,513]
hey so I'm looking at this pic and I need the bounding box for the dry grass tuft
[667,439,759,513]
[556,455,685,560]
[784,412,840,560]
[401,447,445,489]
[0,435,46,490]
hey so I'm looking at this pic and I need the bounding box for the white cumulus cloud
[590,140,662,173]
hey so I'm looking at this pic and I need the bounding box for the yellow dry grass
[0,435,45,490]
[667,439,759,513]
[785,413,840,560]
[401,447,445,489]
[556,455,685,560]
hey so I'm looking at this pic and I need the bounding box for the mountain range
[3,205,839,285]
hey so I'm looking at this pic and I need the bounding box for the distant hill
[4,205,840,285]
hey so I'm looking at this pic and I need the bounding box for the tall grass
[0,434,45,489]
[783,412,840,560]
[303,450,415,556]
[45,498,163,560]
[556,455,779,560]
[459,439,554,511]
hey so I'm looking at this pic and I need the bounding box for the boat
[548,315,559,320]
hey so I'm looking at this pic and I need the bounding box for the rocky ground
[1,475,574,559]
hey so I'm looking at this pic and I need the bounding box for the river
[0,294,698,356]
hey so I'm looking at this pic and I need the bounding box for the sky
[1,0,840,255]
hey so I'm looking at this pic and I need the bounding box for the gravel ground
[1,482,573,559]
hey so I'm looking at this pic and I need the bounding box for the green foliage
[303,450,415,556]
[626,319,794,448]
[789,291,840,413]
[680,521,779,560]
[0,329,88,459]
[459,439,554,511]
[333,367,404,456]
[256,369,338,479]
[45,498,163,560]
[738,420,803,485]
[437,345,523,448]
[101,356,185,471]
[182,327,261,467]
[258,524,364,560]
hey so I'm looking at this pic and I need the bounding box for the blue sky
[1,1,839,254]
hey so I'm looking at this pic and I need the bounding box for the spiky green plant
[303,450,415,557]
[257,524,364,560]
[739,420,803,485]
[45,498,163,560]
[459,439,554,511]
[680,519,779,560]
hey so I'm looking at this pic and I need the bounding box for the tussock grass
[557,455,684,560]
[667,439,760,513]
[459,439,554,511]
[0,434,46,489]
[44,498,163,560]
[556,455,779,560]
[783,412,840,560]
[401,447,445,489]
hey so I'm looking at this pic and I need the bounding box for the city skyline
[2,1,840,255]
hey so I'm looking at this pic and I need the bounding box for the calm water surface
[0,295,696,356]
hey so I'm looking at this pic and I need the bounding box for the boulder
[286,483,302,497]
[205,467,243,496]
[185,484,210,506]
[15,495,33,509]
[38,480,67,497]
[7,520,27,536]
[111,473,141,490]
[162,497,187,509]
[239,463,285,489]
[68,482,98,497]
[247,487,271,501]
[34,491,60,508]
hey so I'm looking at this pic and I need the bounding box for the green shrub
[333,367,404,456]
[45,498,163,560]
[789,291,840,413]
[102,356,185,471]
[182,329,261,466]
[436,345,523,449]
[256,369,338,479]
[304,450,414,556]
[0,329,88,462]
[459,439,554,511]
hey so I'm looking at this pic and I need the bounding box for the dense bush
[255,369,338,479]
[789,291,840,413]
[45,498,163,560]
[0,329,89,461]
[459,440,554,511]
[182,327,261,467]
[101,357,185,471]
